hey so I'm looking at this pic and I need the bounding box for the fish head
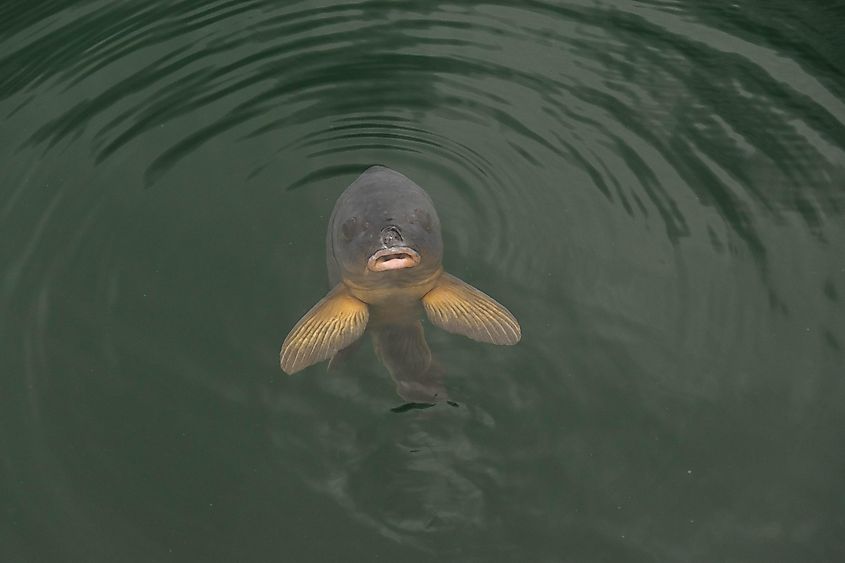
[329,166,443,288]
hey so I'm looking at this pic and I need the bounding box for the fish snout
[367,226,421,271]
[380,226,403,247]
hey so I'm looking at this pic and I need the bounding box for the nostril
[381,226,403,245]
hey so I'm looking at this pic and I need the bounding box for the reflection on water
[1,0,843,561]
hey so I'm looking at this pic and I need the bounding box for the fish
[280,165,520,403]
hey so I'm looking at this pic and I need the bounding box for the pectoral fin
[422,272,521,345]
[280,284,369,374]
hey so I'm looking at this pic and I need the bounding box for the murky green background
[2,1,844,561]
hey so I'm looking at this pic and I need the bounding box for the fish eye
[413,209,432,232]
[341,217,358,241]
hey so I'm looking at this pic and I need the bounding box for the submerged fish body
[280,165,520,402]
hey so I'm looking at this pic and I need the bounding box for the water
[2,1,844,561]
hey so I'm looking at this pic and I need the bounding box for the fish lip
[367,246,421,272]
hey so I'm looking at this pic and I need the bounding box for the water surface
[2,1,844,561]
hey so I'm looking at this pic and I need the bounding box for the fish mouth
[367,247,421,272]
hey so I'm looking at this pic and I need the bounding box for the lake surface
[2,1,844,561]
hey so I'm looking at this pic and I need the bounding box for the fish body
[280,166,520,402]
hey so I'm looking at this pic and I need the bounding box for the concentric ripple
[1,0,844,560]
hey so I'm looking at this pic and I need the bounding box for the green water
[2,1,844,561]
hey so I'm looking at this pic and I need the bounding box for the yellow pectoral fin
[280,284,369,374]
[422,272,521,345]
